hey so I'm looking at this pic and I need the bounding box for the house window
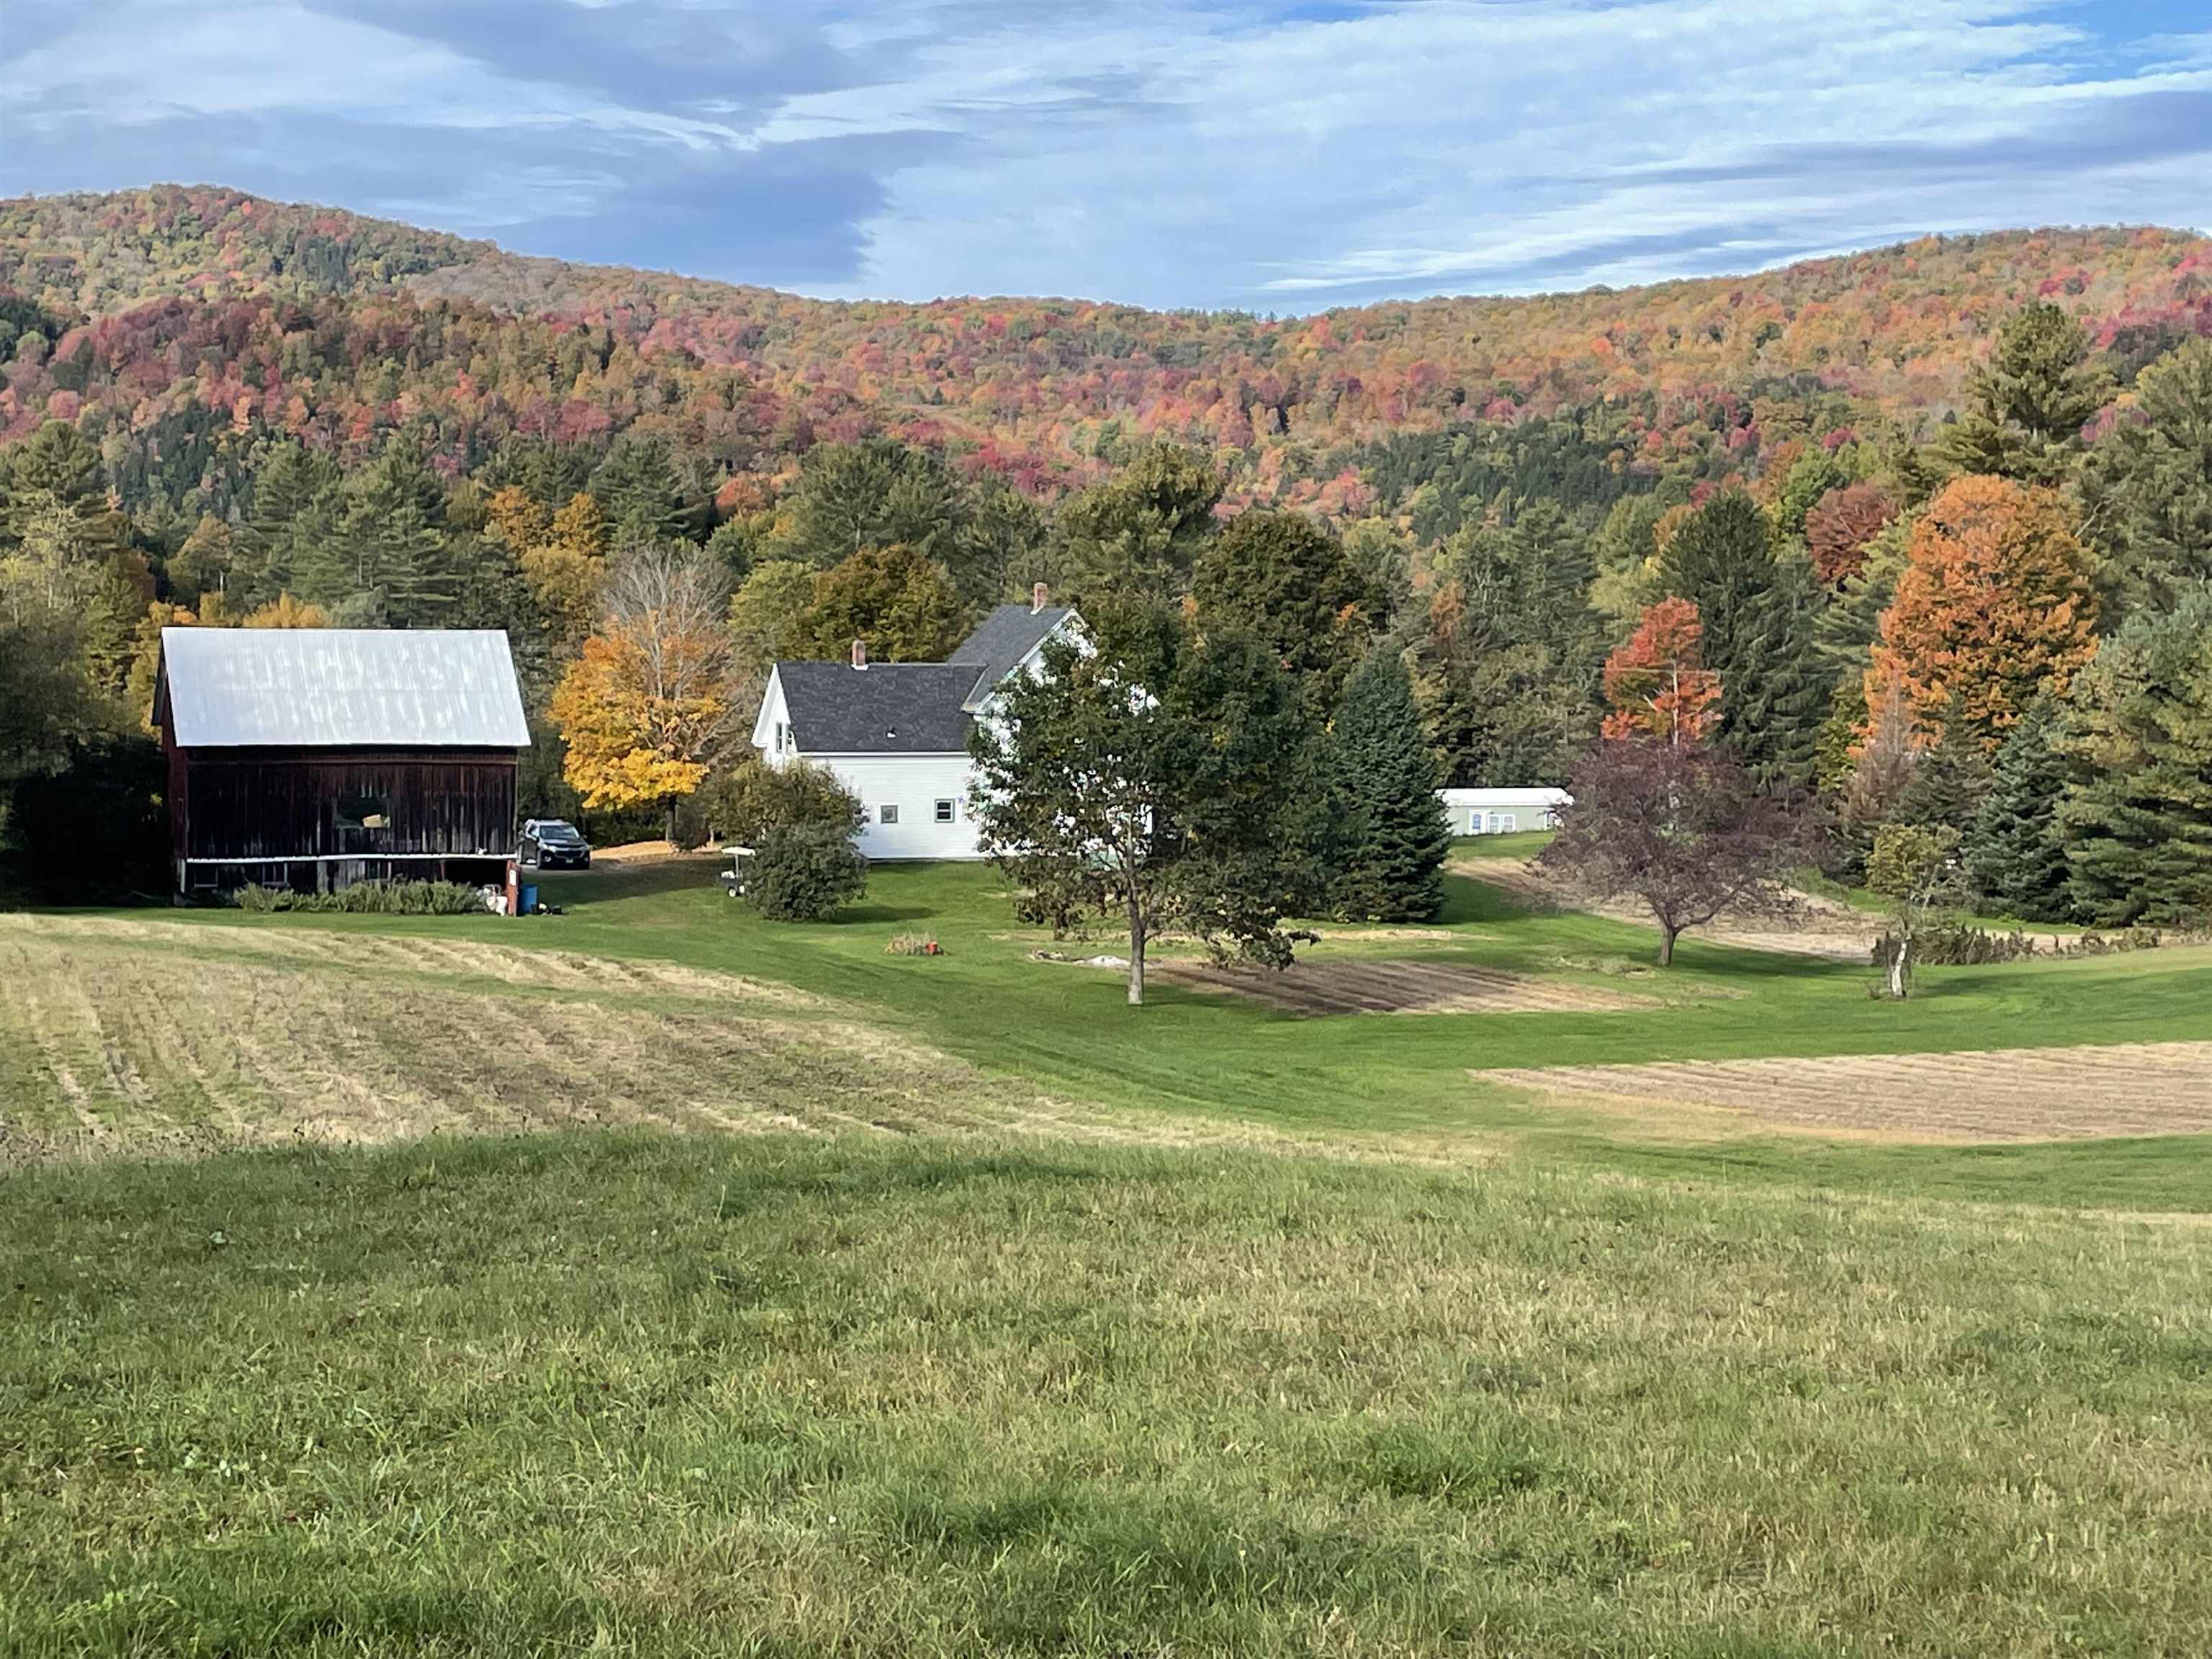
[935,799,956,824]
[880,804,899,824]
[1486,811,1518,835]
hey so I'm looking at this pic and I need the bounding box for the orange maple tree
[1601,596,1722,746]
[1869,475,2098,752]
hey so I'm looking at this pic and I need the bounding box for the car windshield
[536,823,583,842]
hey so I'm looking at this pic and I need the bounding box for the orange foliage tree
[1601,596,1722,746]
[549,546,740,841]
[1869,475,2098,752]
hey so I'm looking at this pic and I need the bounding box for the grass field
[4,854,2211,1654]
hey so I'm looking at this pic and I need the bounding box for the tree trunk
[1127,901,1147,1007]
[1888,932,1910,999]
[1657,922,1678,967]
[665,798,678,847]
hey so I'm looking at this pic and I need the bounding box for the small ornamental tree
[1321,649,1452,922]
[1871,475,2098,752]
[1537,737,1815,966]
[1600,597,1721,746]
[1866,823,1967,999]
[969,598,1313,1005]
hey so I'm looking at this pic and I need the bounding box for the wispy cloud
[3,1,2206,307]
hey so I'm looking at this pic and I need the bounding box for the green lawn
[5,860,2211,1654]
[6,1132,2208,1658]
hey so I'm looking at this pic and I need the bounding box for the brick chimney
[850,638,868,670]
[1031,582,1049,614]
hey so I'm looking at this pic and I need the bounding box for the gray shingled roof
[950,603,1076,711]
[161,628,529,748]
[773,661,981,754]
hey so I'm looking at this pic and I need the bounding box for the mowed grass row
[21,855,2212,1208]
[6,1131,2210,1657]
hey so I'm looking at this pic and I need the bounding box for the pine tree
[1938,302,2111,487]
[1660,490,1826,791]
[1962,699,2072,922]
[1322,649,1452,922]
[234,442,337,607]
[2058,583,2212,926]
[2080,336,2212,629]
[1896,703,1992,833]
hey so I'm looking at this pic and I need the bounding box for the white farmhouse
[751,587,1082,860]
[1439,786,1570,836]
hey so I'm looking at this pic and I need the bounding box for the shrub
[747,824,868,922]
[1870,923,2037,968]
[704,757,868,922]
[235,879,486,915]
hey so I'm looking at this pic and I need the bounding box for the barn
[154,629,530,898]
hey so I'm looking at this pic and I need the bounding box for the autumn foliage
[1601,597,1721,745]
[549,548,739,830]
[1869,476,2099,752]
[1804,482,1895,588]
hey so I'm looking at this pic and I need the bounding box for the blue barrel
[519,884,539,915]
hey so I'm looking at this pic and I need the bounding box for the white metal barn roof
[161,629,530,749]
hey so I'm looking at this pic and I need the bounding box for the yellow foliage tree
[490,487,609,660]
[549,546,739,842]
[242,591,330,629]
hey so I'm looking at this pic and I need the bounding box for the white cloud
[2,0,2206,307]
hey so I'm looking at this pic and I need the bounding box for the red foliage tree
[1601,596,1722,746]
[1804,481,1895,588]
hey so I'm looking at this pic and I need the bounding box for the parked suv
[519,819,592,870]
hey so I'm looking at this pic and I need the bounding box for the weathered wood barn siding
[170,747,518,863]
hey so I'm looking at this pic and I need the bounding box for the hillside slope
[2,186,2206,507]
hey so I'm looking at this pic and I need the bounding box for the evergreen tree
[1896,703,1992,833]
[772,437,966,570]
[2080,336,2212,629]
[1962,698,2072,922]
[1938,302,2111,487]
[1321,650,1452,922]
[234,441,338,607]
[0,420,109,539]
[1660,490,1825,791]
[2057,582,2212,926]
[588,433,699,547]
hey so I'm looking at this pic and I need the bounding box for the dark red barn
[153,629,530,897]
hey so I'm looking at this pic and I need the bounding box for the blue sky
[4,1,2208,310]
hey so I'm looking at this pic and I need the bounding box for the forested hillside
[2,186,2207,512]
[4,184,2208,931]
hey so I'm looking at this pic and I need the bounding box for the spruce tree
[1896,703,1992,833]
[2058,583,2212,925]
[1660,491,1827,792]
[1962,699,2072,922]
[1322,649,1452,922]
